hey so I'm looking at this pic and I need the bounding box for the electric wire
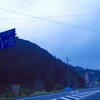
[0,18,32,20]
[0,7,100,18]
[0,7,100,33]
[39,13,100,18]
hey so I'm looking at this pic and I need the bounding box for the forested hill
[0,38,85,92]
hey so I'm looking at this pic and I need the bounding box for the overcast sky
[0,0,100,69]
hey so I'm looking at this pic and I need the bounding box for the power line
[0,8,46,19]
[1,18,99,33]
[0,18,32,20]
[0,12,100,20]
[0,7,100,17]
[0,7,100,33]
[40,13,100,18]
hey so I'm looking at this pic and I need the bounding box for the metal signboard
[12,84,19,94]
[85,72,89,83]
[0,28,16,49]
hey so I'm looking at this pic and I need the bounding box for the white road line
[71,91,74,93]
[76,91,79,93]
[60,97,71,100]
[66,95,80,100]
[52,90,100,100]
[71,94,84,98]
[73,92,88,96]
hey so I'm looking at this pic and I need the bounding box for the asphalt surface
[15,87,100,100]
[81,91,100,100]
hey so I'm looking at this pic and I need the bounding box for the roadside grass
[0,90,61,100]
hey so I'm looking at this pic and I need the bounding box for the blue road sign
[0,28,16,49]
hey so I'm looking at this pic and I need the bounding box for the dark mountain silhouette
[0,38,85,92]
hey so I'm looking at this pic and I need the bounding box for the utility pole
[67,57,70,87]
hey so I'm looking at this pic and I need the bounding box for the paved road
[81,91,100,100]
[15,87,100,100]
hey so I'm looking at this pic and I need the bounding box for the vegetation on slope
[0,38,85,98]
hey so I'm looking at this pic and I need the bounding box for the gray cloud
[0,0,100,69]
